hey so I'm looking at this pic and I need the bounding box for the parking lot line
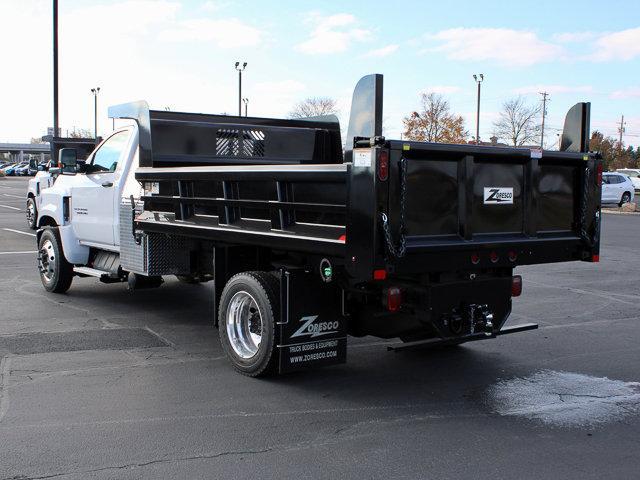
[0,205,20,211]
[3,228,36,237]
[2,193,23,199]
[0,251,36,255]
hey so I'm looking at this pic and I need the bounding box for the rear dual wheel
[218,272,280,377]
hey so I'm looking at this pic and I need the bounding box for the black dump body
[109,74,601,346]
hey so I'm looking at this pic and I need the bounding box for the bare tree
[68,128,93,139]
[289,97,338,118]
[402,93,468,144]
[493,97,542,147]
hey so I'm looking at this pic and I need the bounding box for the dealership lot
[0,176,639,479]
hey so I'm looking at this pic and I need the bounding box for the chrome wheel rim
[38,239,55,282]
[26,200,35,226]
[226,291,263,359]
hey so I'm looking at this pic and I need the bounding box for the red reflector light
[386,287,402,312]
[338,234,346,242]
[490,251,499,263]
[508,250,517,262]
[373,269,387,280]
[471,253,480,265]
[511,275,522,297]
[596,163,603,187]
[592,254,600,262]
[377,150,389,181]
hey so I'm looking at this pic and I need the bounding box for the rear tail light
[373,269,387,280]
[511,275,522,297]
[377,150,389,181]
[471,253,480,265]
[490,251,499,263]
[596,163,603,187]
[592,254,600,263]
[508,250,518,262]
[386,287,402,312]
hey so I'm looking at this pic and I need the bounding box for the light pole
[235,61,247,116]
[53,0,59,137]
[91,87,100,139]
[242,98,249,117]
[473,74,484,145]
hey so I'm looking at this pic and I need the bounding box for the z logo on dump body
[291,315,340,339]
[483,187,513,204]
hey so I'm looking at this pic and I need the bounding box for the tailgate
[345,142,601,281]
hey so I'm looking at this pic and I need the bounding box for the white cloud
[295,13,371,55]
[591,27,640,61]
[610,87,640,99]
[364,44,398,58]
[421,85,461,95]
[513,85,593,95]
[553,32,597,43]
[159,18,263,47]
[424,28,564,66]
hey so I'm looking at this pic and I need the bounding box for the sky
[1,0,639,148]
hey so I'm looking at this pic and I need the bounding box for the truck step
[73,266,124,283]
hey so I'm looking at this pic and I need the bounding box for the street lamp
[235,61,247,116]
[242,98,249,117]
[90,87,100,139]
[473,74,484,145]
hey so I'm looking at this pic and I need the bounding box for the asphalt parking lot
[0,176,639,479]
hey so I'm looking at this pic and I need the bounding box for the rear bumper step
[387,323,538,352]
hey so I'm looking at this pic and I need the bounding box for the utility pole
[618,114,626,149]
[243,98,249,117]
[539,91,549,148]
[235,62,247,116]
[91,87,100,139]
[52,0,59,137]
[473,74,484,145]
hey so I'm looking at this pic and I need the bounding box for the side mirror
[58,148,78,175]
[38,165,44,171]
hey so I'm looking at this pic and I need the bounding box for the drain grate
[0,328,169,355]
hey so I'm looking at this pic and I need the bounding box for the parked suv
[616,169,640,191]
[602,172,635,206]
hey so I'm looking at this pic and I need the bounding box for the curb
[601,209,640,216]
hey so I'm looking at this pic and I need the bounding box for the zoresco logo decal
[483,187,514,204]
[291,315,340,339]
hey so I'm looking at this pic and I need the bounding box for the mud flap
[277,268,347,374]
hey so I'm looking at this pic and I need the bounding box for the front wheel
[26,197,37,230]
[620,192,631,207]
[218,271,280,377]
[37,228,73,293]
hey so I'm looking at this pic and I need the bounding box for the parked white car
[602,172,635,206]
[616,169,640,191]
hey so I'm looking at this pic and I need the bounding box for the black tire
[620,192,631,207]
[218,271,280,377]
[37,228,73,293]
[26,197,37,230]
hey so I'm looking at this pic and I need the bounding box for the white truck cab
[36,125,142,289]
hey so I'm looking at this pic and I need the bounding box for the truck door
[71,130,131,246]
